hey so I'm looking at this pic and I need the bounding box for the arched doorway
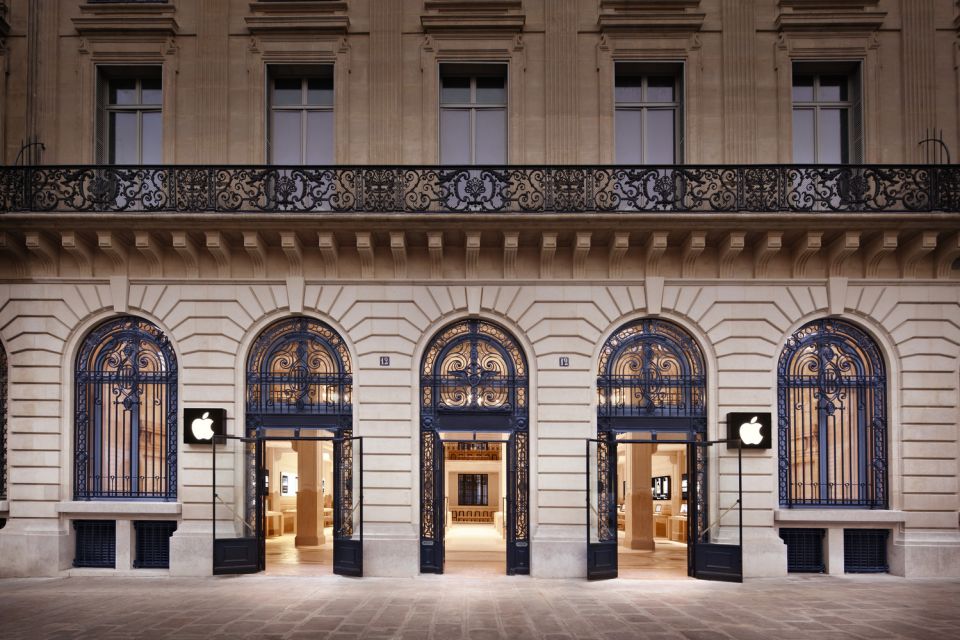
[238,316,360,575]
[420,319,529,575]
[589,318,713,580]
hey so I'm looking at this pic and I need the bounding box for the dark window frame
[614,61,684,164]
[439,62,508,165]
[96,66,163,165]
[457,473,489,506]
[791,61,864,164]
[266,65,335,165]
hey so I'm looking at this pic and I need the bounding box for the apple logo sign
[183,408,226,444]
[192,412,215,441]
[739,416,764,446]
[726,412,771,449]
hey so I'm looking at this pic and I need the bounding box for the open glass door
[690,439,742,582]
[333,434,363,576]
[212,434,262,574]
[586,436,618,579]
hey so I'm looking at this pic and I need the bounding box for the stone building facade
[0,0,958,579]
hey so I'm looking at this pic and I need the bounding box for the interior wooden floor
[618,534,690,579]
[264,528,334,576]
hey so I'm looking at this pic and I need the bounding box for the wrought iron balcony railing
[1,165,958,214]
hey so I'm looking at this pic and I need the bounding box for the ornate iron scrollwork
[74,316,178,500]
[2,165,955,214]
[244,316,353,522]
[420,319,529,573]
[778,318,887,508]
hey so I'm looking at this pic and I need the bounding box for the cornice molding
[421,0,525,34]
[245,1,349,35]
[776,0,885,32]
[73,2,179,37]
[598,0,704,33]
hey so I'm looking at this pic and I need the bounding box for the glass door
[212,434,262,574]
[333,435,363,576]
[586,437,618,579]
[690,439,743,582]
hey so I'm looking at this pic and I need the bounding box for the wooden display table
[669,515,688,543]
[266,510,284,537]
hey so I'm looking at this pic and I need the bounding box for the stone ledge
[775,509,905,524]
[0,500,9,512]
[66,568,168,578]
[56,501,182,517]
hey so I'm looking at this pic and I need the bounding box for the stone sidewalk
[1,574,958,640]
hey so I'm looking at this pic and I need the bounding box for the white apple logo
[739,415,763,446]
[191,411,215,441]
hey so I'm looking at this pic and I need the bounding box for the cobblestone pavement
[1,574,959,640]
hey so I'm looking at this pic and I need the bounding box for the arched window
[245,316,352,426]
[75,317,178,500]
[778,318,887,508]
[597,318,706,425]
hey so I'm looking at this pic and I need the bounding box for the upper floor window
[792,62,863,163]
[440,63,507,164]
[615,62,683,164]
[97,69,162,164]
[268,68,334,164]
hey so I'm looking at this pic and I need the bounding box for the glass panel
[270,110,302,164]
[272,78,302,106]
[306,110,334,164]
[307,78,334,106]
[615,109,643,164]
[615,75,643,103]
[646,110,675,164]
[440,109,471,164]
[476,76,506,105]
[109,112,139,164]
[818,108,848,163]
[109,79,137,106]
[141,78,162,105]
[646,76,675,103]
[792,75,814,102]
[475,109,506,164]
[588,439,600,544]
[440,76,470,104]
[818,76,848,102]
[141,112,162,164]
[792,109,815,163]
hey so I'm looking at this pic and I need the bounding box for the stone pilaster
[370,0,402,163]
[196,0,229,162]
[901,0,937,161]
[721,0,757,163]
[544,0,578,163]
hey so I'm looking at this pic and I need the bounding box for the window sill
[56,501,181,517]
[775,509,905,525]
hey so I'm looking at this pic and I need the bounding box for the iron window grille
[844,529,889,573]
[458,474,489,506]
[73,520,116,568]
[74,316,178,500]
[779,528,826,573]
[778,318,887,508]
[133,520,177,569]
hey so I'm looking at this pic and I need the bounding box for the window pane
[306,110,334,164]
[476,76,506,105]
[273,78,302,106]
[792,75,814,102]
[440,76,470,104]
[818,108,848,163]
[307,78,333,106]
[615,108,643,164]
[792,109,815,163]
[109,79,137,106]
[270,110,302,164]
[141,78,162,106]
[109,112,138,164]
[646,110,675,164]
[615,75,643,103]
[440,108,471,164]
[475,108,506,164]
[646,76,675,103]
[141,111,162,164]
[818,76,847,102]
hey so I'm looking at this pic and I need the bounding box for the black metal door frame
[586,431,742,582]
[213,430,363,576]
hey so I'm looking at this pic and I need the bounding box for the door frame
[212,430,364,576]
[586,432,743,581]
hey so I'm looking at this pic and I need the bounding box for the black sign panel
[726,412,772,449]
[183,408,227,444]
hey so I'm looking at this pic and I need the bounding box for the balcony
[0,165,957,215]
